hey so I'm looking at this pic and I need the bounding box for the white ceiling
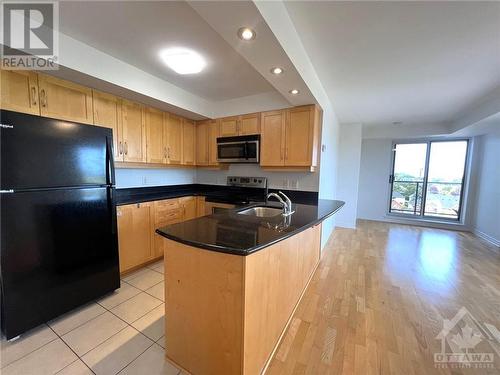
[284,1,500,127]
[59,1,275,101]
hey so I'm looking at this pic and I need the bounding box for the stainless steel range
[227,176,267,189]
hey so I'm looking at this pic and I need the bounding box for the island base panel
[163,223,322,375]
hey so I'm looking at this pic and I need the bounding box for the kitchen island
[156,199,344,375]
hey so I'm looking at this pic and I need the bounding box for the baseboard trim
[473,228,500,248]
[335,220,357,229]
[359,216,469,232]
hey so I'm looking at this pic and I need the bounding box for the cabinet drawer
[156,208,183,223]
[155,198,180,211]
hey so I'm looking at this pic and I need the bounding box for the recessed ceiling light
[159,47,206,75]
[392,121,403,125]
[271,67,283,75]
[289,89,299,95]
[238,27,256,41]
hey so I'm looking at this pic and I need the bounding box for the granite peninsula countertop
[156,199,344,255]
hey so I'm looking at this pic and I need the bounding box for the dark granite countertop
[116,184,319,206]
[155,199,344,256]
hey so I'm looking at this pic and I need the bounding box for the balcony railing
[390,180,462,218]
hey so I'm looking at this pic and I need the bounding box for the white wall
[357,139,393,220]
[317,107,340,248]
[470,134,500,246]
[115,168,195,188]
[356,137,482,232]
[335,124,362,228]
[196,165,319,191]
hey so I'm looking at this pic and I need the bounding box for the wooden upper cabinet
[0,69,40,115]
[92,90,122,160]
[208,120,219,166]
[239,113,260,135]
[182,119,195,165]
[260,110,286,166]
[285,106,315,166]
[145,107,165,164]
[38,74,93,124]
[165,114,183,164]
[116,202,154,273]
[121,99,146,162]
[218,114,260,137]
[195,120,209,165]
[219,116,239,137]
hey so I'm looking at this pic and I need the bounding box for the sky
[394,141,467,182]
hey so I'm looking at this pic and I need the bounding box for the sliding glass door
[390,143,428,216]
[389,140,469,220]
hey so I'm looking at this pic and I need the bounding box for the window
[389,140,469,221]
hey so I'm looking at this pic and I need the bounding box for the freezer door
[1,110,114,190]
[0,187,119,339]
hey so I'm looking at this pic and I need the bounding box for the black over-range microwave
[216,135,260,163]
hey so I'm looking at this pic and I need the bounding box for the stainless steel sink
[237,206,283,218]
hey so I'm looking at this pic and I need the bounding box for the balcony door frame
[387,138,470,222]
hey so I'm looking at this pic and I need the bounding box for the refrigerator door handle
[106,136,116,186]
[108,187,117,235]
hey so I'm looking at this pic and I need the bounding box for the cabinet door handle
[124,142,128,155]
[285,148,288,160]
[40,89,47,107]
[167,147,171,159]
[30,86,37,106]
[119,141,123,155]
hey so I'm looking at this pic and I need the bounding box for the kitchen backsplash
[196,164,319,191]
[116,165,319,191]
[115,168,196,188]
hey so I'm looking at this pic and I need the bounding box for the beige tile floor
[0,260,181,375]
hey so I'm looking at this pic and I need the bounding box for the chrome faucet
[266,191,294,216]
[279,191,293,215]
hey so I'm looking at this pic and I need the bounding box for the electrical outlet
[142,176,147,185]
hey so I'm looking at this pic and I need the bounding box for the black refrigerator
[1,110,120,339]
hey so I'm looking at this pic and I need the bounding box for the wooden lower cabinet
[118,196,208,273]
[152,199,183,259]
[180,196,197,221]
[196,196,206,217]
[116,202,154,273]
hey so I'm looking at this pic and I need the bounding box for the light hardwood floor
[266,220,500,375]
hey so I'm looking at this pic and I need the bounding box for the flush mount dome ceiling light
[238,27,256,41]
[159,47,206,75]
[289,89,299,95]
[271,67,283,75]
